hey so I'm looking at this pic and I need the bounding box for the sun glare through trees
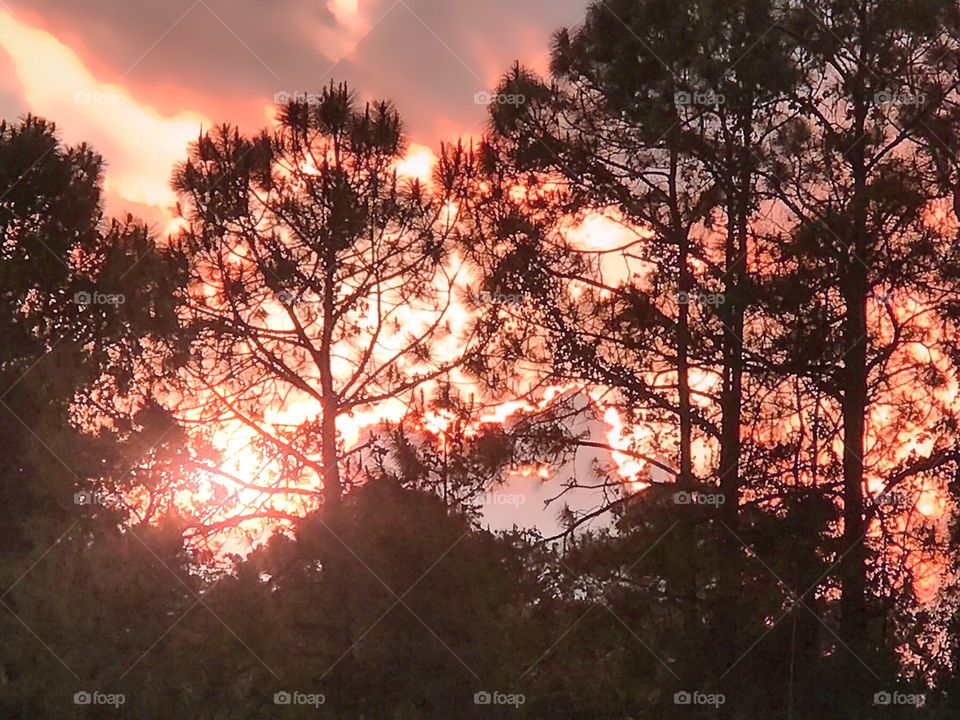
[3,0,960,718]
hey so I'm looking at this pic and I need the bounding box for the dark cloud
[10,0,336,87]
[7,0,585,144]
[325,0,586,141]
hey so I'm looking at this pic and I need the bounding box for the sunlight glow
[396,143,436,184]
[0,10,207,212]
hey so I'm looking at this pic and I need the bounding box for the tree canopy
[4,1,960,718]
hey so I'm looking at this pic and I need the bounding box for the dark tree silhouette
[168,83,475,522]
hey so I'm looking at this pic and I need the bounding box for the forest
[4,0,960,717]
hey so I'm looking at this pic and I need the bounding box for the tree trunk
[839,66,869,654]
[717,135,748,688]
[670,146,701,684]
[715,118,749,709]
[320,260,342,508]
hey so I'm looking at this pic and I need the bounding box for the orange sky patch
[0,9,208,219]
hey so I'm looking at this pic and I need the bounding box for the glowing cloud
[396,142,436,184]
[328,0,360,23]
[0,9,207,213]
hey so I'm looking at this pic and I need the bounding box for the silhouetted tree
[169,83,475,521]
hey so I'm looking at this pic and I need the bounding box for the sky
[0,0,585,228]
[1,0,632,538]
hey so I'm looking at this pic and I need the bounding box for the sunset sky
[7,0,939,554]
[1,0,629,540]
[0,0,583,226]
[5,3,959,713]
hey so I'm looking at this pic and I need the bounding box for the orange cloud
[0,9,207,215]
[396,142,436,183]
[328,0,360,24]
